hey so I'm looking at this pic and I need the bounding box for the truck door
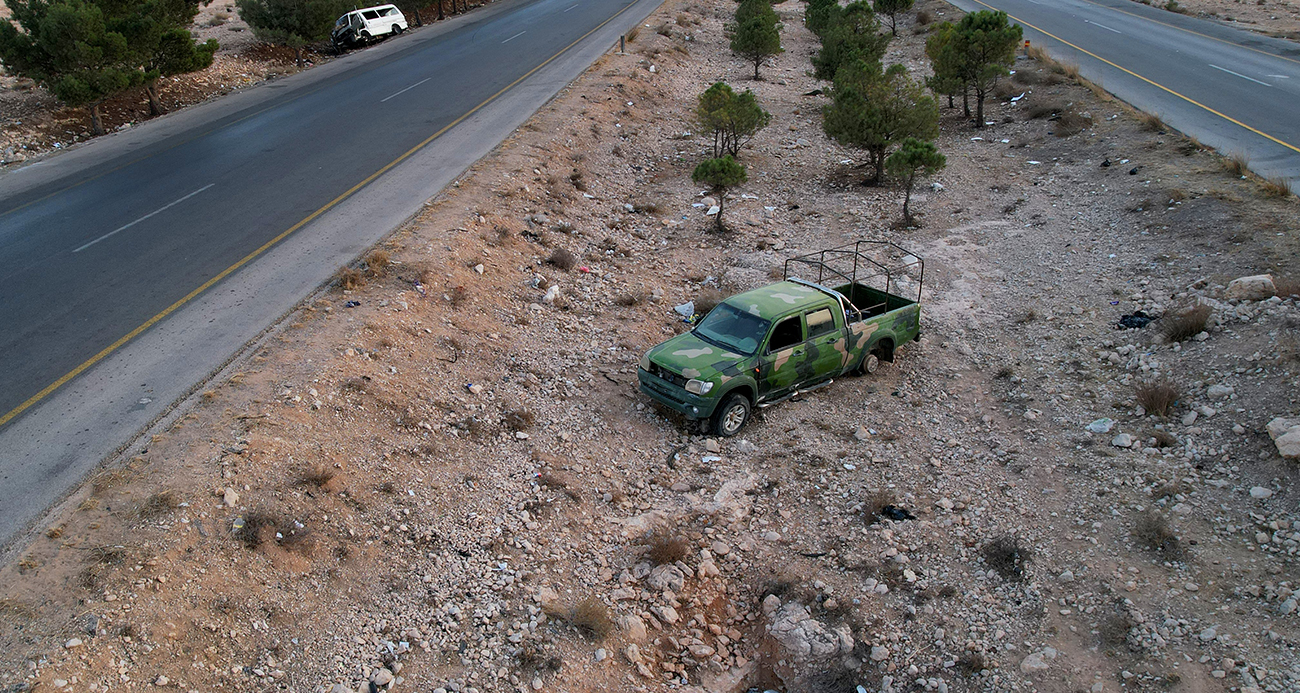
[804,305,848,378]
[758,314,806,400]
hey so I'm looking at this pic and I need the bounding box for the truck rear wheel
[711,393,751,437]
[861,352,880,374]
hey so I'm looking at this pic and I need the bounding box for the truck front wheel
[859,352,880,375]
[711,393,751,437]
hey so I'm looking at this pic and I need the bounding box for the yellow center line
[0,0,641,430]
[1078,0,1300,67]
[968,0,1300,155]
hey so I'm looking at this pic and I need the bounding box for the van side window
[768,316,803,352]
[362,10,380,19]
[806,307,835,338]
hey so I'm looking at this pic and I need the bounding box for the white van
[332,5,409,49]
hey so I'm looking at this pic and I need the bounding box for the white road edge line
[380,77,432,103]
[564,3,578,10]
[1209,64,1272,86]
[1267,74,1289,79]
[1085,19,1122,34]
[74,184,216,253]
[503,30,526,43]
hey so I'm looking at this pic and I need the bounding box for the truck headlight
[639,353,651,370]
[685,379,713,395]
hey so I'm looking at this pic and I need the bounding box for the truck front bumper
[638,368,717,420]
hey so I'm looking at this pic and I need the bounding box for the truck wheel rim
[723,405,746,433]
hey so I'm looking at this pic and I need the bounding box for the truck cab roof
[723,280,835,321]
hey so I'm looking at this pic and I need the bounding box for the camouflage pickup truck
[638,241,923,436]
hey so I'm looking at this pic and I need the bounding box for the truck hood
[647,332,749,381]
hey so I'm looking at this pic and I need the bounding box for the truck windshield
[693,302,770,356]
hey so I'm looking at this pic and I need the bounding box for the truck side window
[806,307,835,338]
[768,316,803,352]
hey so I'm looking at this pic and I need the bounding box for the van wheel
[359,30,371,42]
[711,393,751,437]
[392,24,403,34]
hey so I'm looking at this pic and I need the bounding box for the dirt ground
[1,0,1298,692]
[1134,0,1300,40]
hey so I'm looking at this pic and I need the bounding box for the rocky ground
[1132,0,1300,40]
[0,0,1297,692]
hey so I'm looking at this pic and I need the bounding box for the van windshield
[692,302,770,356]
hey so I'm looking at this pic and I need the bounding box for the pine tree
[924,22,966,114]
[236,0,351,66]
[873,0,913,36]
[822,61,938,185]
[952,10,1022,127]
[101,0,218,115]
[728,0,782,79]
[885,137,945,224]
[695,82,772,158]
[804,0,840,37]
[0,0,145,135]
[692,156,747,232]
[812,1,890,81]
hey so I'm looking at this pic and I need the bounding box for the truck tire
[711,393,751,437]
[860,352,880,375]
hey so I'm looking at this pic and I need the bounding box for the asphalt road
[946,0,1300,188]
[0,0,661,549]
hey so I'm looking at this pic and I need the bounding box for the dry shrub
[1133,511,1185,559]
[694,288,725,317]
[1260,177,1292,198]
[915,8,932,24]
[137,490,179,519]
[1026,100,1063,120]
[995,365,1015,379]
[625,26,640,42]
[1224,151,1250,177]
[449,285,470,307]
[547,248,577,271]
[862,489,895,524]
[516,645,564,674]
[538,471,580,501]
[1159,304,1211,342]
[1054,110,1093,137]
[656,22,672,36]
[566,597,613,640]
[1098,610,1136,649]
[1060,62,1081,80]
[646,527,690,565]
[676,12,689,25]
[956,652,987,677]
[1135,379,1180,417]
[80,545,127,590]
[614,292,644,307]
[632,200,661,214]
[297,465,335,488]
[234,510,277,549]
[1012,69,1043,85]
[1139,112,1165,132]
[993,80,1020,99]
[276,521,314,553]
[91,468,132,495]
[337,266,365,290]
[1152,430,1178,448]
[504,408,535,431]
[569,171,587,191]
[365,249,391,277]
[1274,276,1300,299]
[981,535,1031,582]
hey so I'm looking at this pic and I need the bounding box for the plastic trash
[344,300,361,308]
[1117,311,1156,329]
[880,505,915,521]
[1086,418,1115,433]
[673,301,695,318]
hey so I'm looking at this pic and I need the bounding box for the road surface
[0,0,662,550]
[947,0,1300,188]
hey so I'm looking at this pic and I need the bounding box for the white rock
[594,648,607,662]
[871,645,891,661]
[768,602,845,660]
[1278,598,1296,615]
[1265,417,1300,458]
[1206,384,1234,398]
[1199,626,1217,641]
[223,487,240,507]
[1249,486,1274,499]
[618,614,647,642]
[1224,274,1276,301]
[1111,433,1134,448]
[624,644,644,665]
[372,668,394,686]
[1020,652,1050,673]
[1058,570,1075,583]
[1182,411,1198,426]
[65,638,83,649]
[155,675,170,686]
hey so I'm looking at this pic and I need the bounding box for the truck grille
[649,363,687,388]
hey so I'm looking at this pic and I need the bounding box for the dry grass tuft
[80,545,128,590]
[1159,304,1211,342]
[956,652,987,677]
[862,489,896,524]
[337,266,365,290]
[364,249,391,277]
[449,285,470,308]
[516,645,564,674]
[981,535,1031,582]
[275,521,314,553]
[915,8,933,24]
[1026,100,1063,120]
[1260,177,1293,198]
[693,288,725,317]
[1133,511,1185,559]
[1054,109,1093,137]
[566,597,614,640]
[234,510,277,549]
[137,490,180,519]
[297,465,335,488]
[547,248,577,271]
[1152,430,1179,448]
[538,470,581,501]
[1224,151,1250,177]
[1139,112,1164,132]
[646,527,691,565]
[1135,379,1180,417]
[91,468,132,495]
[625,26,640,43]
[1098,610,1136,649]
